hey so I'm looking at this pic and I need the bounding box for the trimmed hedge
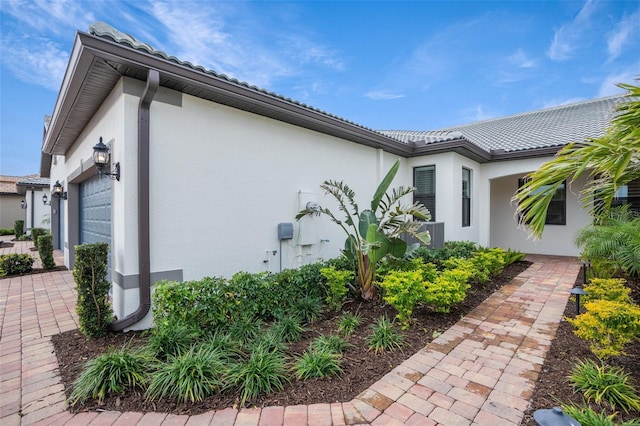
[74,243,112,338]
[0,253,34,277]
[37,234,55,269]
[14,220,24,238]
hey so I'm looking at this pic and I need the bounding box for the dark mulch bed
[0,265,68,279]
[521,275,640,425]
[52,261,530,416]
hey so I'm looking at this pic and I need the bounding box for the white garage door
[79,174,112,280]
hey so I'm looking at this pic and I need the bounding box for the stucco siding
[0,194,23,229]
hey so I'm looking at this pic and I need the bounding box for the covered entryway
[79,174,112,280]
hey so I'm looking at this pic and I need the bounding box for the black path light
[534,406,581,425]
[92,137,120,181]
[570,286,587,315]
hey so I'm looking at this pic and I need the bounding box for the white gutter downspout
[111,69,160,331]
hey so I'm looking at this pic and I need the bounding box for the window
[518,178,566,225]
[414,165,435,221]
[611,178,640,213]
[462,168,471,227]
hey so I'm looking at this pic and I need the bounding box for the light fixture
[42,193,51,206]
[569,286,587,315]
[92,137,120,181]
[533,406,580,426]
[51,180,67,200]
[20,200,27,209]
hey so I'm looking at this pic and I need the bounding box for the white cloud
[607,6,640,62]
[2,0,95,34]
[457,105,498,124]
[508,49,536,68]
[0,35,68,91]
[547,0,598,61]
[364,90,404,100]
[598,70,640,97]
[541,97,586,109]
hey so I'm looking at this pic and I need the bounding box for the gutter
[110,68,160,331]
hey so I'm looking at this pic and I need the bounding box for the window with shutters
[518,178,566,225]
[414,165,435,221]
[462,168,471,227]
[611,178,640,213]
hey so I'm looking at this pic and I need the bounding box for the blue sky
[1,0,639,176]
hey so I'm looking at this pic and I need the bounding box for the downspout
[111,69,160,331]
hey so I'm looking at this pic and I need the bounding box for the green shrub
[337,311,362,336]
[227,345,289,405]
[0,228,14,236]
[503,248,526,265]
[424,268,472,313]
[367,316,404,353]
[14,220,24,238]
[248,327,287,353]
[561,404,618,426]
[568,359,640,413]
[379,269,427,329]
[228,315,264,345]
[37,234,55,269]
[0,253,34,277]
[567,300,640,358]
[73,243,112,338]
[584,278,633,304]
[471,248,506,280]
[31,228,47,246]
[309,334,349,354]
[146,346,226,402]
[145,319,200,360]
[289,295,323,324]
[294,349,342,380]
[271,315,305,343]
[69,346,152,405]
[320,266,353,311]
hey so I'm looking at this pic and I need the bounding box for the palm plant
[513,83,640,238]
[296,159,431,300]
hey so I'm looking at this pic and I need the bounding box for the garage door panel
[80,175,112,280]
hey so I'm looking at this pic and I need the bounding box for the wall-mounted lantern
[92,137,120,181]
[51,180,67,200]
[20,200,27,209]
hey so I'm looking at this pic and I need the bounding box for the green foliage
[31,228,47,245]
[502,248,526,265]
[296,159,431,300]
[567,300,640,358]
[379,269,427,329]
[73,243,112,338]
[248,327,287,353]
[576,208,640,277]
[0,253,34,277]
[469,248,506,283]
[145,319,200,360]
[584,278,633,304]
[227,345,289,405]
[514,83,640,237]
[424,268,472,313]
[271,315,306,343]
[289,295,323,324]
[309,334,350,354]
[561,403,619,426]
[14,220,24,238]
[199,331,243,360]
[320,266,354,311]
[0,228,14,236]
[146,346,226,403]
[228,316,264,345]
[323,255,355,273]
[294,349,342,380]
[69,346,152,405]
[367,316,404,353]
[337,311,362,336]
[37,234,55,269]
[568,359,640,413]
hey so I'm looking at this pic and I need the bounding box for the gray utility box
[401,222,444,249]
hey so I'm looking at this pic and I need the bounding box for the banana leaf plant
[296,159,431,300]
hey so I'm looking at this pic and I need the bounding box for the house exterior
[0,176,25,230]
[16,176,51,235]
[41,22,623,330]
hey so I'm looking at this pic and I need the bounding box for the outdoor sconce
[92,137,120,181]
[20,200,27,209]
[42,193,51,206]
[533,406,581,426]
[581,260,591,285]
[570,286,587,315]
[51,180,67,200]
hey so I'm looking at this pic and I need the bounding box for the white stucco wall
[24,188,51,233]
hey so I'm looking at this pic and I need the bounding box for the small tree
[297,160,430,300]
[37,234,55,269]
[14,220,24,238]
[74,243,112,338]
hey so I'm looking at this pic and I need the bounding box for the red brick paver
[0,242,580,425]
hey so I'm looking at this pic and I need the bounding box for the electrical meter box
[278,223,294,240]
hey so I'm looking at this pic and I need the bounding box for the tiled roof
[380,95,625,153]
[0,175,39,195]
[16,176,50,187]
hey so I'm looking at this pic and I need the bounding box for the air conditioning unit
[401,222,444,249]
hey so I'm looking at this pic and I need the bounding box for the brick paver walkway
[0,239,581,425]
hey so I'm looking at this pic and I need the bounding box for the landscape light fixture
[533,406,581,426]
[20,200,27,209]
[569,286,587,315]
[92,137,120,181]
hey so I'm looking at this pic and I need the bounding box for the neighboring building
[41,22,624,330]
[16,176,51,234]
[0,176,25,229]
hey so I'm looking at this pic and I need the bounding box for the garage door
[79,174,112,280]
